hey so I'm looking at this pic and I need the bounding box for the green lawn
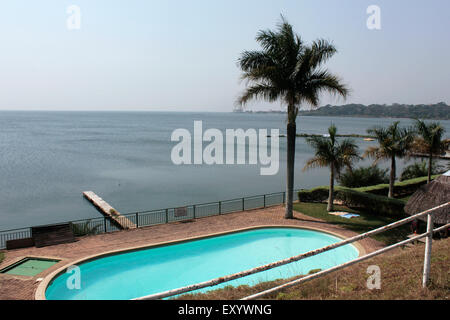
[293,202,411,245]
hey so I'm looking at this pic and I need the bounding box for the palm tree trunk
[427,152,432,184]
[285,121,296,219]
[388,155,396,198]
[327,163,335,212]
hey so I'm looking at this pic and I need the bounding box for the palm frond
[363,146,387,164]
[304,70,349,99]
[302,157,329,171]
[414,119,446,154]
[238,51,274,73]
[238,84,283,106]
[310,39,337,66]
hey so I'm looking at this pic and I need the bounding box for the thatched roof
[405,172,450,224]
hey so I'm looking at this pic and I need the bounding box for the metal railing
[134,202,450,300]
[0,190,296,249]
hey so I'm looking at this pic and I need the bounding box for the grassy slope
[177,238,449,300]
[293,202,411,245]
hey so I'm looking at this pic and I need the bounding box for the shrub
[298,187,331,203]
[338,166,389,188]
[400,161,444,181]
[354,175,438,197]
[298,187,405,217]
[335,188,405,217]
[71,220,101,237]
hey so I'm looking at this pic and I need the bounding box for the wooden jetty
[83,191,136,230]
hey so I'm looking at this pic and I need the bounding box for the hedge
[353,175,439,197]
[298,187,405,217]
[296,175,440,217]
[297,187,331,203]
[335,188,405,217]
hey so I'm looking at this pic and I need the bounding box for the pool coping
[35,224,366,300]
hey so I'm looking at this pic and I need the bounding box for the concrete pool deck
[0,205,383,300]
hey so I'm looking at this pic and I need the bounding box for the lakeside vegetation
[400,161,445,181]
[177,238,449,300]
[301,120,447,209]
[338,166,389,188]
[297,176,438,219]
[297,102,450,120]
[302,124,360,212]
[413,119,448,182]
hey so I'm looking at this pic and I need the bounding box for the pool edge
[35,225,365,300]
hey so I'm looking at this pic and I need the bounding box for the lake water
[1,112,449,230]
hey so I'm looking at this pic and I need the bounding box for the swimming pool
[44,227,359,300]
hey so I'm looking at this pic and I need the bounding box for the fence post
[264,195,266,208]
[193,205,196,219]
[242,198,245,211]
[219,201,222,214]
[136,213,139,228]
[282,192,286,205]
[104,218,107,233]
[165,209,169,223]
[422,213,434,288]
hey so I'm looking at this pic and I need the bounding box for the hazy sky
[0,0,449,111]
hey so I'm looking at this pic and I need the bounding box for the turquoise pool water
[45,227,359,300]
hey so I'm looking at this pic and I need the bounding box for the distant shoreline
[272,133,376,139]
[235,102,450,120]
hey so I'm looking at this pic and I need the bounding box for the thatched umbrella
[405,172,450,224]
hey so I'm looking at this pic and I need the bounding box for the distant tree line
[298,102,449,120]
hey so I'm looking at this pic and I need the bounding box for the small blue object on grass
[341,213,360,219]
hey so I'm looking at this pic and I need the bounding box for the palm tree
[237,16,349,219]
[364,122,414,198]
[412,119,446,183]
[303,125,360,212]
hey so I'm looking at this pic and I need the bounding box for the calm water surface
[1,112,448,229]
